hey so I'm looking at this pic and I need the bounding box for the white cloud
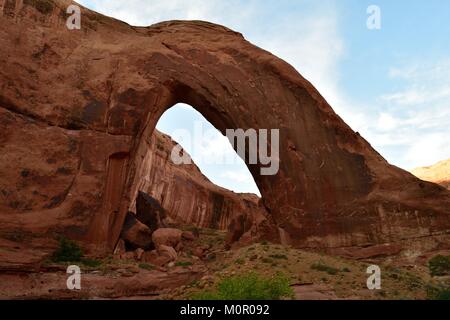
[78,0,255,27]
[404,133,450,169]
[377,112,398,131]
[365,59,450,169]
[220,170,252,183]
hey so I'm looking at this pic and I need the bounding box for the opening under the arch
[156,103,261,197]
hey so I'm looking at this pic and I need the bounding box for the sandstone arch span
[0,1,449,261]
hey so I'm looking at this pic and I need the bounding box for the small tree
[428,255,450,276]
[51,237,83,263]
[192,272,294,300]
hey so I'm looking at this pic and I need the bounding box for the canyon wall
[412,159,450,190]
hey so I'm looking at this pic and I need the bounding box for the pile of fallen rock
[113,191,207,267]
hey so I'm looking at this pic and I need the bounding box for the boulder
[182,231,196,241]
[120,212,153,250]
[142,250,171,267]
[136,191,167,232]
[152,228,183,248]
[157,245,178,261]
[134,248,145,261]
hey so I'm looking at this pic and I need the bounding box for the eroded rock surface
[0,0,449,268]
[120,212,153,250]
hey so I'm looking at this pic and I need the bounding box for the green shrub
[81,258,102,268]
[51,238,83,262]
[427,285,450,300]
[261,257,273,264]
[191,272,294,300]
[175,261,193,267]
[269,254,288,260]
[51,237,101,268]
[311,262,339,275]
[139,263,155,271]
[428,255,450,276]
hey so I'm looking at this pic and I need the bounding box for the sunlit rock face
[412,159,450,190]
[0,0,449,266]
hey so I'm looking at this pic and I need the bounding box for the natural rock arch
[0,1,449,259]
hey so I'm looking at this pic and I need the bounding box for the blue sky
[78,0,450,195]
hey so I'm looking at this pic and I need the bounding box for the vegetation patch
[261,257,273,264]
[427,285,450,300]
[51,237,83,263]
[175,261,193,267]
[428,255,450,276]
[138,263,155,271]
[191,272,294,300]
[311,262,339,275]
[51,237,101,268]
[269,254,288,260]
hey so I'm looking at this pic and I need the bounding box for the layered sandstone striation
[0,0,449,268]
[412,159,450,190]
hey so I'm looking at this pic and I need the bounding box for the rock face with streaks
[0,0,449,267]
[132,130,274,236]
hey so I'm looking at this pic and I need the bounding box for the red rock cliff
[412,159,450,190]
[0,0,449,263]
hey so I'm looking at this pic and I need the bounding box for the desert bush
[428,255,450,276]
[51,238,83,262]
[81,258,102,268]
[311,262,339,275]
[175,261,193,267]
[139,263,155,271]
[269,254,288,260]
[427,285,450,300]
[191,272,294,300]
[51,237,101,267]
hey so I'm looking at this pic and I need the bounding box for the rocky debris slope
[0,0,449,265]
[3,228,447,300]
[116,190,270,269]
[412,159,450,190]
[115,193,214,268]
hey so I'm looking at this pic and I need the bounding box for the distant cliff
[412,159,450,190]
